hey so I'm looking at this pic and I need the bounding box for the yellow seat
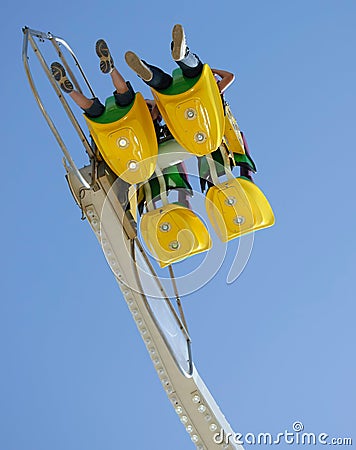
[205,177,275,242]
[223,104,245,155]
[140,204,212,267]
[84,93,158,184]
[151,65,225,156]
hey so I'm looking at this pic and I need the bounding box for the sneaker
[125,51,153,82]
[171,24,187,61]
[95,39,114,74]
[50,62,73,93]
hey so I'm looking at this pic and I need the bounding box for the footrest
[205,177,275,242]
[140,204,212,267]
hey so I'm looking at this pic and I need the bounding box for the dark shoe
[171,24,187,61]
[125,51,153,82]
[95,39,114,74]
[50,62,73,93]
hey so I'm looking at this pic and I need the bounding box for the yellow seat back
[140,204,212,267]
[223,104,245,155]
[84,93,158,184]
[205,177,275,242]
[151,65,225,156]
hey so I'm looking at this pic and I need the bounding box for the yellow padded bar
[151,65,225,156]
[84,93,158,184]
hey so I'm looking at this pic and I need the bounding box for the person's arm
[145,99,161,121]
[211,68,235,94]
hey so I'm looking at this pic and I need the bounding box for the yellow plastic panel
[152,65,225,156]
[140,204,212,267]
[84,93,158,184]
[223,106,245,155]
[205,178,275,242]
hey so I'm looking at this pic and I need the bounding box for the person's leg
[111,68,135,107]
[125,51,173,91]
[82,97,105,118]
[110,67,128,93]
[171,24,203,78]
[95,40,135,107]
[175,52,203,78]
[69,91,94,109]
[50,62,105,117]
[125,25,203,89]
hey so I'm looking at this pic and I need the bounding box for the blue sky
[2,1,355,449]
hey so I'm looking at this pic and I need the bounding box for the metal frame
[22,26,96,188]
